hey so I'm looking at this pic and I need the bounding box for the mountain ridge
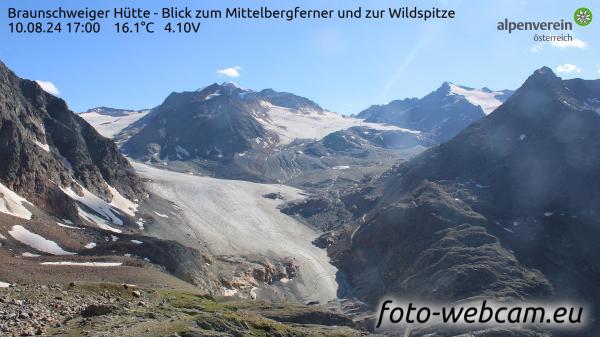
[330,67,600,335]
[357,82,513,142]
[0,61,143,221]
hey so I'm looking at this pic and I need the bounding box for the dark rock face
[337,181,551,304]
[358,83,513,142]
[282,196,353,232]
[123,83,275,164]
[395,68,600,217]
[0,61,142,218]
[122,83,328,166]
[335,68,600,335]
[81,304,119,317]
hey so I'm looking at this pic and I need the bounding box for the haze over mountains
[358,83,513,142]
[3,59,600,336]
[82,81,513,190]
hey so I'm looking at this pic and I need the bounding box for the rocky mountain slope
[0,62,313,305]
[0,62,365,308]
[0,61,223,295]
[358,83,513,142]
[331,68,600,336]
[0,61,142,224]
[0,282,363,337]
[117,83,428,184]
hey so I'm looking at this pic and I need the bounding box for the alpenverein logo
[574,7,592,26]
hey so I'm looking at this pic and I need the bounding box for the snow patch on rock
[34,140,50,152]
[153,211,169,218]
[107,185,137,216]
[40,262,122,267]
[448,83,506,115]
[8,225,76,256]
[76,207,122,233]
[56,222,79,229]
[0,182,33,220]
[62,183,126,228]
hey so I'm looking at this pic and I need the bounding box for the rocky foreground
[0,282,367,337]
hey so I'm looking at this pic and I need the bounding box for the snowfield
[62,183,124,225]
[107,184,138,216]
[449,83,506,115]
[40,262,122,267]
[79,110,149,138]
[133,162,338,303]
[76,206,122,233]
[254,102,417,145]
[61,182,136,233]
[56,222,80,230]
[0,182,33,220]
[8,225,76,256]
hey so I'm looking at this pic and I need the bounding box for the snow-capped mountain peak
[196,82,252,95]
[447,83,510,115]
[220,81,244,90]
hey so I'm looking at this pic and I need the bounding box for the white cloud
[35,80,59,95]
[551,36,587,49]
[555,64,582,74]
[529,34,587,53]
[216,66,241,78]
[529,44,543,53]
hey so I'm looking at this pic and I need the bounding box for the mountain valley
[2,60,599,337]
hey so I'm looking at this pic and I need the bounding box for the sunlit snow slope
[448,83,507,115]
[255,101,417,145]
[133,162,338,303]
[80,108,149,138]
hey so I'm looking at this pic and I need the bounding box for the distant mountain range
[358,83,513,142]
[3,58,600,336]
[79,81,516,190]
[90,82,430,185]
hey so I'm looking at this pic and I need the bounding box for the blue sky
[1,0,597,114]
